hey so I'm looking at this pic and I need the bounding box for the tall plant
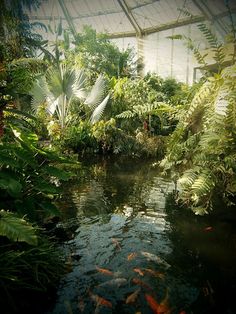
[161,64,236,214]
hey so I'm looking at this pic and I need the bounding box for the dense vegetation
[0,0,236,312]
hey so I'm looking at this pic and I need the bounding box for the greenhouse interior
[1,0,236,313]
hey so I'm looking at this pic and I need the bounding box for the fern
[0,210,38,245]
[162,64,236,213]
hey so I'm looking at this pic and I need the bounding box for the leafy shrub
[61,120,97,153]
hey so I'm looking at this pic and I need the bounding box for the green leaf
[0,171,22,197]
[0,210,38,245]
[39,202,61,217]
[33,180,59,194]
[43,166,74,181]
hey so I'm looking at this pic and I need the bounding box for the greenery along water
[48,157,236,314]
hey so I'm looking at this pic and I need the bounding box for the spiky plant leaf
[72,69,87,99]
[84,75,106,110]
[90,94,110,124]
[0,210,38,245]
[30,77,48,112]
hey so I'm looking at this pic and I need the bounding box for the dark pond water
[47,157,236,314]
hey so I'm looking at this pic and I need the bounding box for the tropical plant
[30,63,110,131]
[63,25,139,78]
[0,111,76,222]
[161,64,236,215]
[0,0,44,62]
[61,120,97,153]
[0,110,75,312]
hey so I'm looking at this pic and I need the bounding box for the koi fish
[179,311,187,314]
[141,251,171,269]
[145,293,160,313]
[204,226,213,231]
[126,288,140,304]
[96,266,113,276]
[98,278,127,287]
[112,238,121,251]
[132,278,152,291]
[145,290,171,314]
[158,289,171,314]
[127,252,137,261]
[144,268,165,279]
[78,298,85,312]
[89,291,112,308]
[133,268,144,276]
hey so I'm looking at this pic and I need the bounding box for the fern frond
[116,110,135,119]
[178,168,199,187]
[197,23,219,49]
[191,170,215,200]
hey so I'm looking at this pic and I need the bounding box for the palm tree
[30,63,110,129]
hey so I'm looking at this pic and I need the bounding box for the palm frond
[85,75,106,110]
[30,77,48,112]
[90,94,110,124]
[72,69,88,99]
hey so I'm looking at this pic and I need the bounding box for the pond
[47,157,236,314]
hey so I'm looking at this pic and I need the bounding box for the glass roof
[26,0,236,38]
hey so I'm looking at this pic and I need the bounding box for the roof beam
[192,0,228,37]
[108,15,205,38]
[58,0,77,38]
[117,0,143,36]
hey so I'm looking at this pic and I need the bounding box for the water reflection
[48,157,236,314]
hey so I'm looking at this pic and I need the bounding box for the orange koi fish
[145,294,160,313]
[144,268,165,279]
[179,311,187,314]
[96,266,113,276]
[112,238,121,251]
[127,252,137,261]
[158,289,171,314]
[126,288,140,304]
[133,268,145,276]
[132,278,152,291]
[89,291,112,308]
[145,290,171,314]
